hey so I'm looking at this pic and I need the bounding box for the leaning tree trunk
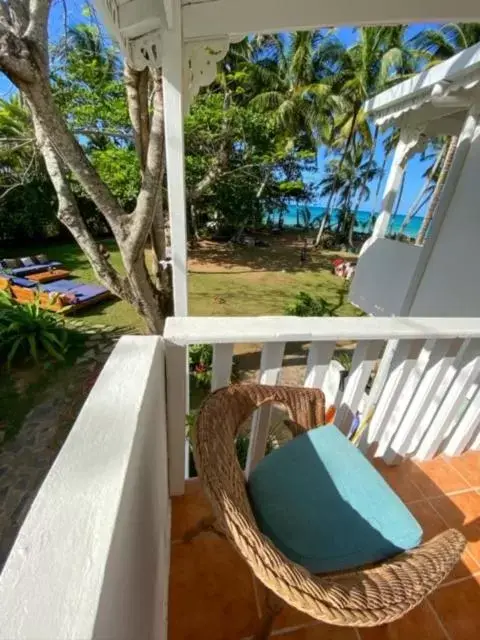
[415,136,458,246]
[316,211,328,240]
[0,4,175,334]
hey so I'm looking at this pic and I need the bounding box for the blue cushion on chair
[247,425,422,574]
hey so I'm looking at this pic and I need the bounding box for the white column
[368,126,423,245]
[163,0,188,316]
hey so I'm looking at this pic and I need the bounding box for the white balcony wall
[2,316,480,636]
[410,123,480,317]
[0,337,170,640]
[349,238,422,316]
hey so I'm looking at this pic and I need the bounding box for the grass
[6,234,360,333]
[0,330,86,442]
[1,235,359,443]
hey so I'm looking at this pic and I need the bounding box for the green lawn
[7,240,360,332]
[1,239,359,441]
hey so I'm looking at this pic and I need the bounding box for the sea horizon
[278,204,421,238]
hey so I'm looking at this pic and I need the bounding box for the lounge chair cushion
[41,280,77,293]
[20,256,35,267]
[41,281,107,302]
[69,284,107,300]
[11,262,62,276]
[248,425,423,574]
[11,276,37,288]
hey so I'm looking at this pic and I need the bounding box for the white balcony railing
[165,316,480,494]
[1,316,480,638]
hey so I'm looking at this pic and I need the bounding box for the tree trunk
[315,210,330,245]
[368,147,390,227]
[415,136,458,246]
[314,107,359,247]
[188,204,200,245]
[0,8,174,335]
[351,125,378,231]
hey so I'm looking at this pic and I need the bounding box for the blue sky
[0,3,443,218]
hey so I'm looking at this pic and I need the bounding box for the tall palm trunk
[314,106,359,247]
[315,191,334,245]
[351,125,379,241]
[415,135,458,246]
[369,151,389,227]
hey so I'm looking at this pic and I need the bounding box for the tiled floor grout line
[405,496,430,506]
[441,454,477,490]
[354,628,362,639]
[270,620,323,636]
[441,486,480,498]
[425,598,454,640]
[438,570,480,590]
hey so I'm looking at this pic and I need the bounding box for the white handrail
[165,316,480,345]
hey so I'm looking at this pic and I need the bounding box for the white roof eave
[365,42,480,128]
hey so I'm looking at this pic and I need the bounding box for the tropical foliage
[1,13,480,327]
[285,284,350,317]
[0,291,72,365]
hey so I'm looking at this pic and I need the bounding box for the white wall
[0,337,170,640]
[410,124,480,317]
[349,238,422,316]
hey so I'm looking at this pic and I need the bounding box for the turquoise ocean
[280,204,421,238]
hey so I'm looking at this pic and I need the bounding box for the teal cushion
[248,425,422,574]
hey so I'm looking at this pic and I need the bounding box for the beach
[279,204,422,238]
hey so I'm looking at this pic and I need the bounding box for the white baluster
[211,343,234,391]
[304,341,336,389]
[369,340,424,456]
[245,342,285,476]
[406,339,466,455]
[443,385,480,457]
[416,338,480,460]
[385,339,462,461]
[336,341,383,433]
[472,429,480,451]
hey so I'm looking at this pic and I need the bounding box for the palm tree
[314,26,418,246]
[0,95,40,188]
[413,23,480,62]
[246,32,341,151]
[319,146,379,246]
[415,135,458,245]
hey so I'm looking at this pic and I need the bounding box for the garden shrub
[0,291,74,365]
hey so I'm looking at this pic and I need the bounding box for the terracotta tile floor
[168,451,480,640]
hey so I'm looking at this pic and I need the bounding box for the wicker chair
[192,384,466,638]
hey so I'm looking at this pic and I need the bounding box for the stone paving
[0,322,121,570]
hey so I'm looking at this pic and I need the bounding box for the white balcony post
[163,0,188,316]
[369,126,424,244]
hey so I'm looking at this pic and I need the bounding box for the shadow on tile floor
[168,450,480,640]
